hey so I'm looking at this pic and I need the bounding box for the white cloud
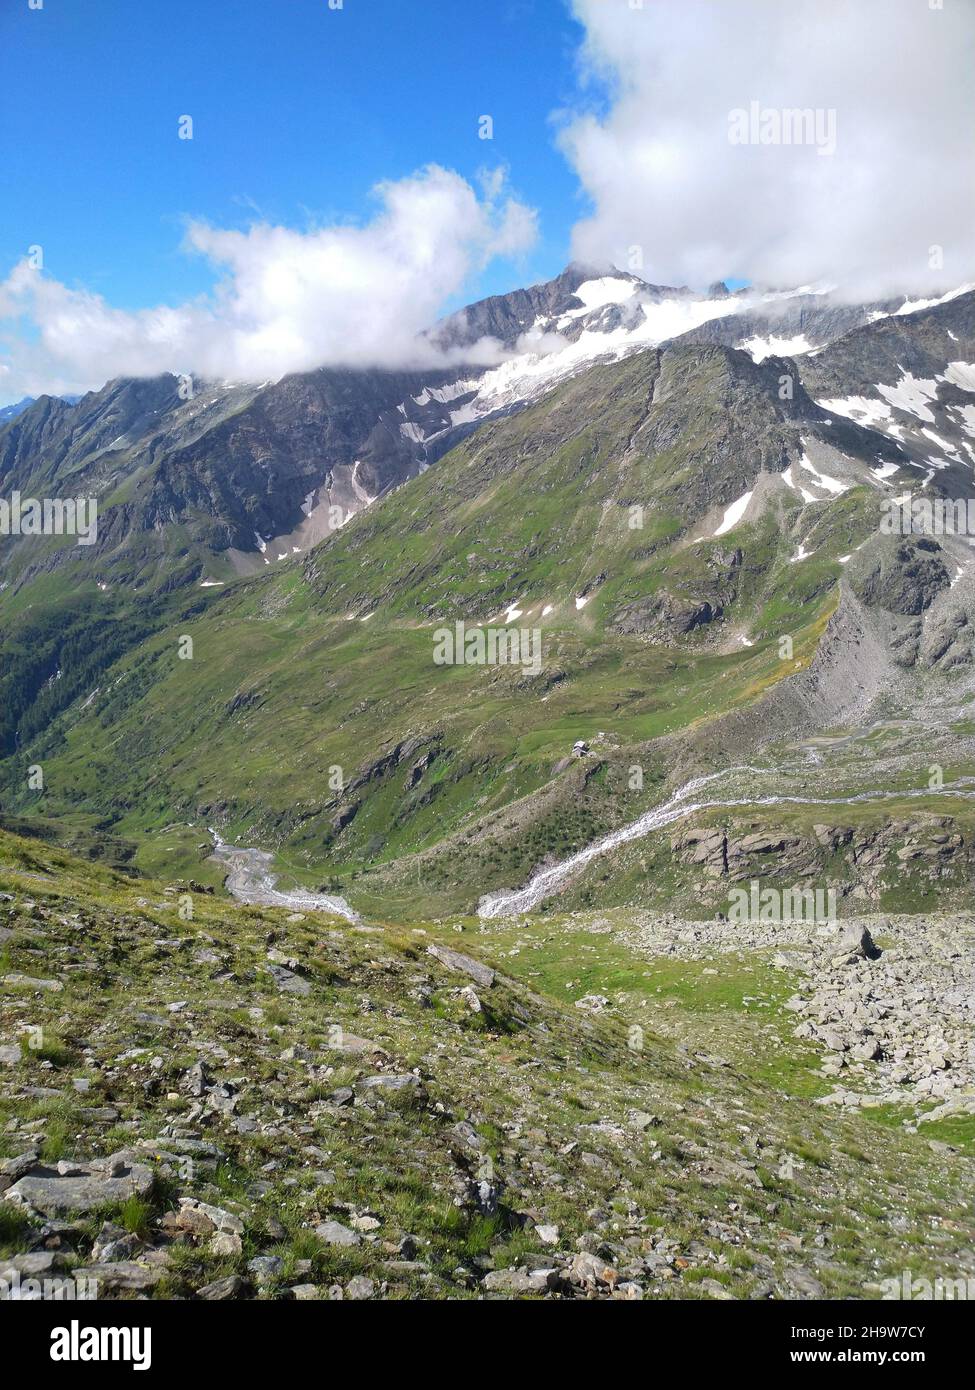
[0,165,537,400]
[563,0,975,299]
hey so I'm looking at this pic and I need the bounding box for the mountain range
[1,263,974,919]
[6,265,970,607]
[3,262,975,1305]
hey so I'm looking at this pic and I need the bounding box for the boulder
[425,944,496,989]
[75,1261,165,1293]
[829,923,880,965]
[3,1153,154,1217]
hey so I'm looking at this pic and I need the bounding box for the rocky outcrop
[671,814,969,896]
[613,548,743,639]
[615,591,723,638]
[848,535,951,616]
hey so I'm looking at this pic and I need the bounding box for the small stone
[829,924,879,965]
[632,1112,661,1131]
[699,1278,736,1300]
[5,1154,154,1216]
[351,1213,381,1232]
[344,1275,375,1300]
[178,1198,244,1235]
[209,1231,243,1258]
[267,964,310,997]
[315,1220,361,1247]
[196,1275,248,1300]
[356,1073,424,1097]
[483,1266,552,1294]
[569,1251,618,1289]
[247,1255,283,1285]
[76,1261,165,1292]
[615,1281,644,1300]
[2,975,63,992]
[92,1224,142,1264]
[575,994,610,1013]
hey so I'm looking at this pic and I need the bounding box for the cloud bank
[564,0,975,299]
[0,165,537,400]
[2,2,973,403]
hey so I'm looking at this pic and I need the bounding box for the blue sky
[0,0,591,315]
[1,0,970,403]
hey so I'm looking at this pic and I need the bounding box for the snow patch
[714,490,753,536]
[920,427,961,459]
[950,403,975,439]
[798,451,847,496]
[399,420,427,445]
[815,395,893,430]
[559,276,639,322]
[737,333,813,363]
[943,361,975,393]
[876,373,940,424]
[781,465,817,505]
[445,293,740,431]
[895,284,974,316]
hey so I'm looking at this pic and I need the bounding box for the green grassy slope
[1,827,971,1300]
[0,344,884,911]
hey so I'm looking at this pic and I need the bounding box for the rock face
[848,536,951,616]
[0,367,446,596]
[4,1153,154,1216]
[615,592,723,639]
[670,814,970,903]
[613,549,742,641]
